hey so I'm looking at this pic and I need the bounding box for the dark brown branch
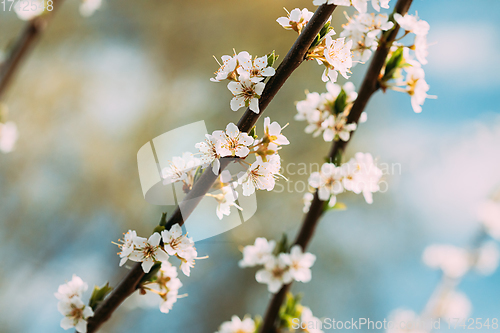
[259,1,414,332]
[0,1,63,100]
[86,4,338,333]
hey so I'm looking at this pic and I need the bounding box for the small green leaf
[381,46,404,82]
[253,316,262,333]
[323,201,347,211]
[267,51,279,68]
[333,89,347,115]
[248,126,258,139]
[89,282,113,310]
[309,33,321,49]
[273,233,289,255]
[333,148,343,167]
[159,212,167,226]
[153,225,165,234]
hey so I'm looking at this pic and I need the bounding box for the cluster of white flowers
[422,242,500,278]
[277,8,314,34]
[313,0,390,14]
[239,237,316,293]
[140,261,183,314]
[211,51,276,114]
[295,82,362,142]
[0,121,18,153]
[117,224,199,276]
[305,153,383,211]
[340,12,394,64]
[55,275,94,333]
[215,315,256,333]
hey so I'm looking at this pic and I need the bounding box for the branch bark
[0,1,63,100]
[85,4,338,332]
[259,0,413,331]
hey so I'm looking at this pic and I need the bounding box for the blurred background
[1,0,500,332]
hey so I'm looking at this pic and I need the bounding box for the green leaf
[153,225,165,234]
[333,148,343,167]
[323,201,347,212]
[273,233,289,255]
[381,46,404,82]
[88,282,113,310]
[267,51,279,68]
[253,316,262,333]
[319,21,331,38]
[333,89,347,115]
[309,33,321,49]
[248,125,258,139]
[159,212,167,226]
[139,262,162,285]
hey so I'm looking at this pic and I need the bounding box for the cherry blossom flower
[55,275,88,302]
[435,291,472,321]
[80,0,102,17]
[118,230,138,266]
[146,261,183,314]
[394,13,430,36]
[239,237,276,267]
[178,245,198,276]
[404,65,433,113]
[237,52,276,83]
[302,192,314,213]
[342,152,383,204]
[216,315,256,333]
[256,254,293,293]
[227,72,265,113]
[309,163,344,207]
[0,121,19,153]
[212,185,242,220]
[128,232,170,273]
[276,8,314,33]
[161,224,190,256]
[414,34,429,65]
[315,0,388,14]
[58,297,94,333]
[161,152,200,184]
[254,117,290,158]
[211,54,238,82]
[321,113,357,142]
[300,306,324,333]
[288,245,316,283]
[195,133,224,174]
[422,244,470,278]
[237,157,281,196]
[14,0,44,20]
[212,122,254,158]
[322,36,353,82]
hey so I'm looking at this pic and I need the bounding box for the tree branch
[259,0,413,331]
[0,1,63,100]
[85,4,338,332]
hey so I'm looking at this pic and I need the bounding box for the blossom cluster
[117,224,198,276]
[314,0,390,14]
[304,153,383,211]
[215,293,323,333]
[55,275,94,333]
[162,118,289,220]
[239,237,316,293]
[295,82,363,142]
[211,51,276,114]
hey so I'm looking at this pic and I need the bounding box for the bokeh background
[1,0,500,332]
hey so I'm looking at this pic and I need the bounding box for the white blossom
[394,13,430,36]
[256,254,293,293]
[211,54,238,82]
[260,116,290,152]
[288,245,316,283]
[58,297,94,333]
[322,36,353,82]
[422,244,470,279]
[237,156,281,196]
[302,192,314,213]
[80,0,102,17]
[435,291,472,321]
[148,261,183,314]
[342,152,383,204]
[321,113,357,142]
[161,152,200,183]
[414,34,429,65]
[0,121,19,153]
[227,72,265,113]
[216,315,256,333]
[212,122,254,158]
[237,52,276,83]
[118,230,138,266]
[14,0,44,20]
[239,237,276,268]
[213,185,242,220]
[309,163,344,207]
[315,0,388,13]
[55,275,88,302]
[277,8,314,33]
[195,134,224,174]
[128,232,170,273]
[300,306,324,333]
[404,64,433,113]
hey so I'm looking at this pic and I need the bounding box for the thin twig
[0,1,63,100]
[85,4,338,332]
[259,0,414,332]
